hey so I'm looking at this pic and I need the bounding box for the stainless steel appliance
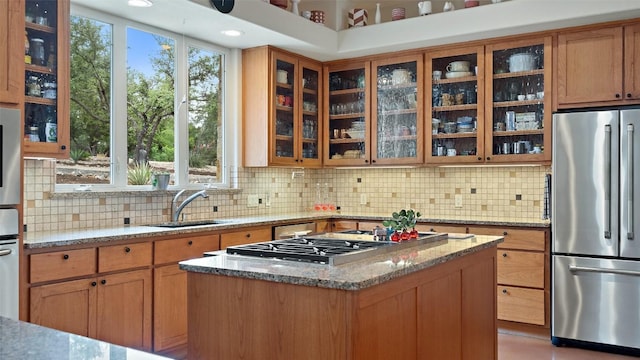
[0,209,19,320]
[224,232,447,265]
[0,108,21,205]
[552,109,640,354]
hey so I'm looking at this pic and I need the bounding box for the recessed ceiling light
[221,30,244,37]
[128,0,153,7]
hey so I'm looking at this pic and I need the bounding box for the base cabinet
[154,264,187,351]
[30,269,152,351]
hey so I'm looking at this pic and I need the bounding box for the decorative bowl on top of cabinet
[484,36,552,164]
[243,46,322,167]
[426,45,484,164]
[23,0,69,158]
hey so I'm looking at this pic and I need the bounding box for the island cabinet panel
[187,273,348,360]
[187,245,497,360]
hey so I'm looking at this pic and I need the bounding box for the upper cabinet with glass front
[23,0,69,158]
[426,46,484,164]
[324,61,370,166]
[243,46,322,167]
[485,37,551,163]
[0,0,23,105]
[371,55,423,165]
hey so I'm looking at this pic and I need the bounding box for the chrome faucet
[172,189,208,222]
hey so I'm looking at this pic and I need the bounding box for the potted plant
[382,209,421,242]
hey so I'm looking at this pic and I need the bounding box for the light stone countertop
[0,316,170,360]
[179,234,503,291]
[23,212,545,249]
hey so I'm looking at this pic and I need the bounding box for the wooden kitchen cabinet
[153,234,219,353]
[324,60,371,166]
[371,55,424,165]
[243,46,322,167]
[426,45,485,164]
[30,268,152,351]
[23,0,69,158]
[219,226,272,249]
[556,24,640,107]
[0,0,23,105]
[485,36,552,164]
[469,226,549,329]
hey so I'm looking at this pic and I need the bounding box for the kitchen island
[180,234,503,360]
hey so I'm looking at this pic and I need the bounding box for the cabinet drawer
[416,224,467,234]
[468,227,545,251]
[155,234,220,264]
[220,227,272,249]
[497,286,545,325]
[99,242,152,273]
[497,250,544,288]
[30,248,97,283]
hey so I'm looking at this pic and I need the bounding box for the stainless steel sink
[146,219,234,228]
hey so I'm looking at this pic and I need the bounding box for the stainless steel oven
[0,209,19,320]
[0,108,20,206]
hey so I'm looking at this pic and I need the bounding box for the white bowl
[445,71,473,79]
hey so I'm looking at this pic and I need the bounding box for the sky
[127,27,173,77]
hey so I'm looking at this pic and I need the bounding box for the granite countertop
[24,212,544,249]
[0,316,170,360]
[179,234,503,291]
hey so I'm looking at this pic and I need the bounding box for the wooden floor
[498,333,639,360]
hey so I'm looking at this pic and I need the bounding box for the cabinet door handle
[477,157,482,161]
[61,145,67,150]
[502,253,508,257]
[430,228,435,232]
[502,289,508,294]
[616,93,621,98]
[124,247,131,253]
[627,93,633,98]
[188,240,193,246]
[63,254,69,260]
[364,160,369,163]
[101,279,107,285]
[371,159,376,163]
[246,233,251,238]
[91,281,97,287]
[503,231,508,236]
[486,157,491,161]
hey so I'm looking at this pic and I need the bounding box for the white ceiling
[71,0,640,62]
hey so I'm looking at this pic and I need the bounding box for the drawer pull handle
[503,231,508,236]
[101,279,107,285]
[502,253,507,257]
[188,241,193,246]
[502,289,508,294]
[124,247,131,253]
[430,228,435,232]
[63,254,69,260]
[91,281,97,287]
[246,233,251,238]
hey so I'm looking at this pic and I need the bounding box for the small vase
[391,230,401,242]
[375,3,381,24]
[410,227,419,239]
[291,0,300,15]
[401,230,411,241]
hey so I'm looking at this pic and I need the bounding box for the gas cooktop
[224,232,447,265]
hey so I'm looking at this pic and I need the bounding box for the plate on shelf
[445,71,473,79]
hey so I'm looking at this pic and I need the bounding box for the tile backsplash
[24,159,550,232]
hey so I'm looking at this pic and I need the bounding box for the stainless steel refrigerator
[552,109,640,354]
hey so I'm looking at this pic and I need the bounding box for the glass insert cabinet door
[485,37,552,163]
[426,46,484,163]
[273,57,297,162]
[325,62,370,165]
[372,55,424,165]
[299,60,322,166]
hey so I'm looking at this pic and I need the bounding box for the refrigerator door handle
[605,124,612,239]
[0,249,11,256]
[628,123,634,240]
[569,265,640,277]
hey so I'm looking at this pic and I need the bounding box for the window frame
[60,4,233,192]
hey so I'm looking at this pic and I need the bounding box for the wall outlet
[360,194,367,205]
[265,194,271,207]
[247,195,259,208]
[454,195,463,208]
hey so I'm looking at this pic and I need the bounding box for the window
[60,8,227,189]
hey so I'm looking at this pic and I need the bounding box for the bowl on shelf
[445,71,473,79]
[443,122,457,134]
